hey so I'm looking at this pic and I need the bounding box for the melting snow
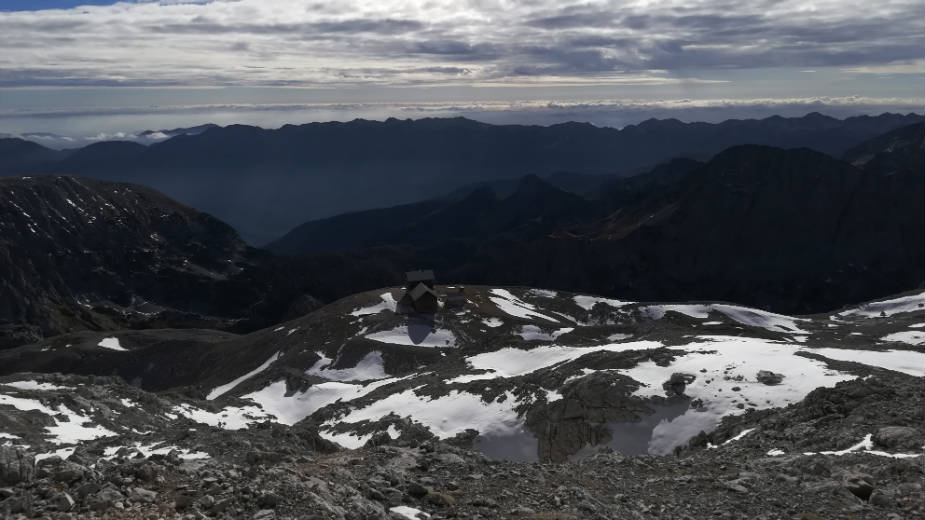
[103,442,209,461]
[461,340,663,381]
[97,337,127,351]
[328,389,522,442]
[207,352,281,400]
[365,326,456,348]
[307,351,389,381]
[573,295,633,311]
[489,289,559,323]
[390,506,431,520]
[482,318,503,328]
[2,380,73,391]
[36,447,76,462]
[517,325,574,341]
[351,292,398,316]
[803,434,923,459]
[622,336,856,453]
[242,377,400,425]
[318,430,374,450]
[800,347,925,376]
[880,331,925,346]
[837,291,925,319]
[46,406,117,445]
[0,393,58,415]
[171,403,272,430]
[642,304,809,334]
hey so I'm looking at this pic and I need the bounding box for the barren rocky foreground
[2,287,923,519]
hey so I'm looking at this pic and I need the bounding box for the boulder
[873,426,923,451]
[756,370,784,385]
[0,447,34,486]
[842,472,875,501]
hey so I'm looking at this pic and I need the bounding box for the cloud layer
[0,0,922,87]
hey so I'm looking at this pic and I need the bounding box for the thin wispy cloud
[0,0,921,88]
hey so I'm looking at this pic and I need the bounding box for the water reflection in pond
[473,400,710,462]
[473,426,539,462]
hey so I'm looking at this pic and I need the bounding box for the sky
[0,0,922,145]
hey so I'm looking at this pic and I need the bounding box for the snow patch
[573,295,633,311]
[489,289,559,323]
[207,352,281,400]
[351,292,398,316]
[804,434,923,459]
[103,442,209,461]
[461,340,663,381]
[880,331,925,346]
[36,447,76,462]
[97,337,127,351]
[171,403,272,430]
[517,325,574,342]
[242,377,400,425]
[390,506,431,519]
[365,326,456,348]
[800,347,925,377]
[643,304,809,334]
[837,291,925,319]
[2,380,73,391]
[622,336,855,453]
[45,406,117,445]
[328,389,522,441]
[307,351,389,381]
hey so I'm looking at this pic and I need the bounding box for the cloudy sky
[1,0,922,143]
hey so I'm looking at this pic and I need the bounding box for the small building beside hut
[399,269,439,314]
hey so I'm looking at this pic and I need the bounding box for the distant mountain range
[0,120,921,349]
[1,112,920,244]
[270,122,925,314]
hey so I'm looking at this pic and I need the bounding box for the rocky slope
[0,176,321,350]
[842,121,924,175]
[0,286,923,518]
[269,137,925,314]
[3,286,923,458]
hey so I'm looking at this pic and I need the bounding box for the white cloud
[0,0,921,88]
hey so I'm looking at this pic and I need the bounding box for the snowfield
[365,325,457,348]
[642,304,810,334]
[836,291,925,318]
[97,337,128,351]
[207,352,281,400]
[3,286,923,465]
[350,291,398,316]
[307,351,389,381]
[489,289,560,323]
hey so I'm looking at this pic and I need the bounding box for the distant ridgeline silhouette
[0,122,921,349]
[0,112,920,244]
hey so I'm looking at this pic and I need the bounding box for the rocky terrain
[2,121,921,350]
[1,285,923,518]
[269,125,925,315]
[0,176,327,350]
[1,113,919,243]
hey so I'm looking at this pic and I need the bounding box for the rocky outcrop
[0,176,322,349]
[0,447,34,486]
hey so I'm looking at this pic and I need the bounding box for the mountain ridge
[1,112,920,243]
